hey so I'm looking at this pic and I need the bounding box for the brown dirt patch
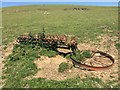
[33,34,118,83]
[82,55,113,67]
[33,55,71,80]
[2,40,18,59]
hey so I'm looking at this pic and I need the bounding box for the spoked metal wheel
[70,50,115,71]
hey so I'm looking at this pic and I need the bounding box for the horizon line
[1,2,118,8]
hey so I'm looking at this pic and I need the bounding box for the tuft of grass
[58,62,70,73]
[71,50,86,62]
[65,54,71,60]
[39,48,58,58]
[115,43,120,49]
[82,50,92,58]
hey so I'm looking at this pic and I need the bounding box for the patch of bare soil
[33,34,118,84]
[78,34,118,82]
[2,40,17,60]
[34,55,71,80]
[82,55,113,67]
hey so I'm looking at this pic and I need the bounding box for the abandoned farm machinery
[17,30,115,71]
[17,30,78,52]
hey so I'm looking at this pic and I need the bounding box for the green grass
[82,50,92,58]
[24,77,104,88]
[3,5,118,45]
[39,48,58,58]
[70,50,93,63]
[2,43,118,88]
[2,44,98,88]
[115,43,120,49]
[71,50,86,62]
[2,44,57,88]
[2,44,38,88]
[58,62,72,73]
[2,5,118,88]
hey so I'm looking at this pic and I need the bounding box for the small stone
[0,27,4,29]
[110,85,113,88]
[95,53,101,57]
[75,65,80,68]
[76,83,80,85]
[68,70,72,72]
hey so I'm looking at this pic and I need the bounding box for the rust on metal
[70,50,115,71]
[17,31,115,71]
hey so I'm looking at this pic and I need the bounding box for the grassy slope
[2,44,112,88]
[2,5,118,88]
[3,5,118,44]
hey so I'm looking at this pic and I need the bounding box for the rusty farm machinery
[17,30,78,52]
[17,30,115,71]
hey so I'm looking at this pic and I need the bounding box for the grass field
[2,5,118,88]
[3,5,118,44]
